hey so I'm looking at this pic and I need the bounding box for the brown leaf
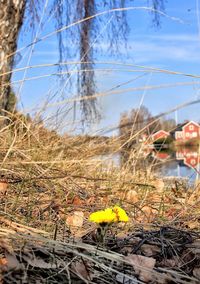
[124,254,156,282]
[149,193,162,203]
[71,261,92,282]
[137,206,158,222]
[0,252,21,272]
[86,196,95,205]
[72,196,84,206]
[66,211,84,228]
[0,258,7,267]
[0,181,8,195]
[159,256,181,268]
[5,252,21,270]
[140,244,161,257]
[100,196,109,204]
[125,190,139,203]
[151,179,164,192]
[0,238,14,254]
[193,267,200,280]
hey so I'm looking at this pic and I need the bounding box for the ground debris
[0,225,199,283]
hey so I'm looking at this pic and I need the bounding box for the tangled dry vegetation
[1,115,200,283]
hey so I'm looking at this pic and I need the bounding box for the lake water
[148,147,200,183]
[93,147,200,183]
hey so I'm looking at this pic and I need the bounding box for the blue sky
[12,0,200,134]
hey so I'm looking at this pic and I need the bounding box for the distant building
[151,130,170,142]
[172,121,200,141]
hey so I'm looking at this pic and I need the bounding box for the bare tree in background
[119,105,176,145]
[0,0,166,123]
[119,106,161,145]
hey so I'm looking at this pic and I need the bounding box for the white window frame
[189,124,194,131]
[192,132,197,137]
[186,132,190,137]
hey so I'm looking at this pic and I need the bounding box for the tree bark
[0,0,26,118]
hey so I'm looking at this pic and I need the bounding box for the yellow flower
[89,206,129,224]
[113,205,129,222]
[89,208,116,223]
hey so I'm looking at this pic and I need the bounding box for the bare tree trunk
[79,0,100,123]
[0,0,26,119]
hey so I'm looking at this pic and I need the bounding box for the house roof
[182,120,200,130]
[170,120,200,135]
[170,122,188,134]
[152,130,170,136]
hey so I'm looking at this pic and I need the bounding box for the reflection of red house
[152,151,170,160]
[174,121,200,141]
[151,130,170,142]
[155,152,170,160]
[176,148,200,168]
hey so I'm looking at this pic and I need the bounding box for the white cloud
[28,32,200,66]
[131,40,200,62]
[141,33,200,42]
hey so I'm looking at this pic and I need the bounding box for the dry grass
[0,113,199,228]
[0,114,200,283]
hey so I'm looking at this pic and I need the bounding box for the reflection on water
[136,146,200,182]
[94,146,200,182]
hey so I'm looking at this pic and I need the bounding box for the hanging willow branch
[0,0,166,125]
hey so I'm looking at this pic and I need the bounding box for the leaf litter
[0,222,200,283]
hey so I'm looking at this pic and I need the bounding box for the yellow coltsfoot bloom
[113,205,129,222]
[89,206,129,224]
[89,208,116,224]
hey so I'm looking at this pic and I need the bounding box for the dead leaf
[124,254,156,282]
[152,271,170,284]
[151,179,164,192]
[120,237,141,255]
[0,237,14,254]
[0,181,8,195]
[193,267,200,280]
[71,261,92,282]
[149,193,162,203]
[125,190,139,203]
[66,211,84,228]
[0,258,7,267]
[140,244,161,257]
[100,196,109,204]
[72,196,84,206]
[159,256,181,268]
[86,196,95,205]
[5,252,21,270]
[74,224,96,239]
[137,206,158,222]
[165,208,178,219]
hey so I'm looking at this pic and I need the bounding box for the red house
[151,130,170,142]
[174,121,200,141]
